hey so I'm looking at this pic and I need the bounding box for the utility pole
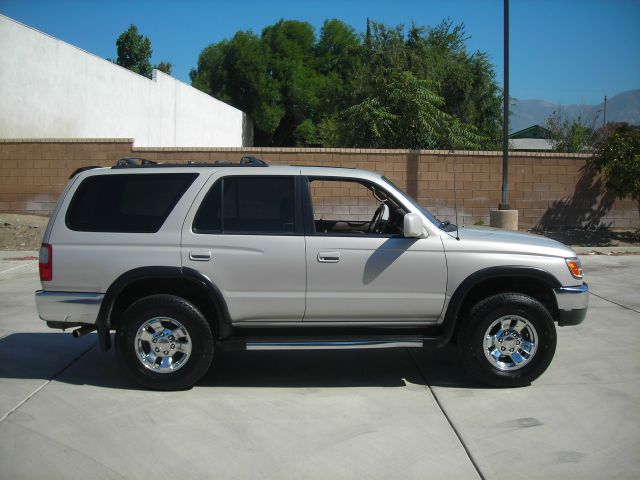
[500,0,510,209]
[603,95,607,128]
[491,0,518,230]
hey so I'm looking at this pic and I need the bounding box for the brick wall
[1,139,638,230]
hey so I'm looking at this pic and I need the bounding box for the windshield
[381,176,444,228]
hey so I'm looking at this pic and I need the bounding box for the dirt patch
[530,228,640,247]
[0,214,48,251]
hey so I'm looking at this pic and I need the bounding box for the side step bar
[247,337,424,350]
[220,335,430,351]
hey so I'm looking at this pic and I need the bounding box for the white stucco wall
[0,15,252,147]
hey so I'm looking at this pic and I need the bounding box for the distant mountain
[510,89,640,133]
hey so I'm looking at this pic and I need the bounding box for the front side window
[66,173,198,233]
[308,177,405,236]
[193,176,296,234]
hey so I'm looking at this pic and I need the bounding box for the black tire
[116,294,214,391]
[458,293,556,387]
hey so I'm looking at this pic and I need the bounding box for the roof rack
[116,157,158,167]
[111,155,269,169]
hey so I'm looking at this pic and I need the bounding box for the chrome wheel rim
[134,317,192,373]
[483,315,538,371]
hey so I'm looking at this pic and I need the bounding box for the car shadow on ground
[0,332,482,391]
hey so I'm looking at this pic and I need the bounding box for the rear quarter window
[66,173,198,233]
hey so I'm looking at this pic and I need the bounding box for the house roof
[509,124,551,139]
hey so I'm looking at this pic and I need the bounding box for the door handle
[189,251,211,261]
[317,251,340,263]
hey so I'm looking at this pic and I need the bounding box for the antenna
[452,153,460,241]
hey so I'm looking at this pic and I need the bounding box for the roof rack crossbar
[112,156,269,169]
[116,157,158,167]
[240,155,268,166]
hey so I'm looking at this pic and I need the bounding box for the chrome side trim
[246,339,423,350]
[35,290,103,324]
[553,283,589,311]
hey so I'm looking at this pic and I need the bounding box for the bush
[591,126,640,201]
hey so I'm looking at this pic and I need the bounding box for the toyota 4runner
[35,156,588,390]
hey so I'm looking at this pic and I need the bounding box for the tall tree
[190,18,502,149]
[324,71,483,149]
[115,25,153,78]
[324,19,498,149]
[114,25,172,78]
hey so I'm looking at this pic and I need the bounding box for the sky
[1,0,638,105]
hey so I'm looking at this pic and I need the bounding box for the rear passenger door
[181,172,306,323]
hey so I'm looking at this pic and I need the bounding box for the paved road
[0,252,638,479]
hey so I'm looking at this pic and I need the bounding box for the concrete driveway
[0,252,638,479]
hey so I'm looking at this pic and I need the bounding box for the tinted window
[67,173,198,233]
[193,177,295,234]
[193,180,222,233]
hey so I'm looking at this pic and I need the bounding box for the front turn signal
[565,257,583,279]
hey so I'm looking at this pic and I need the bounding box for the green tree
[591,125,640,203]
[191,20,355,146]
[546,109,598,152]
[115,25,153,78]
[324,71,483,149]
[366,19,502,148]
[155,61,173,75]
[191,30,283,145]
[114,25,172,78]
[189,18,502,148]
[322,20,493,149]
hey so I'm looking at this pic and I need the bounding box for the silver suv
[35,157,588,390]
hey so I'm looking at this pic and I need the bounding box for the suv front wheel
[116,294,214,390]
[458,293,557,387]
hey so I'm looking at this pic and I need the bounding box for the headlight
[565,257,583,279]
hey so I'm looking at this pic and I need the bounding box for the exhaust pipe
[72,325,97,338]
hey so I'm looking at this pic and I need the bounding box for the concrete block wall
[310,180,379,222]
[1,139,638,231]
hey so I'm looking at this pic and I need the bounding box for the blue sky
[1,0,638,105]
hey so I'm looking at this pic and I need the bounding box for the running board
[219,335,428,351]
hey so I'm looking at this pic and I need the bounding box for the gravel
[0,214,48,251]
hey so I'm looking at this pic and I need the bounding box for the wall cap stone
[0,138,134,143]
[0,138,592,159]
[132,146,593,159]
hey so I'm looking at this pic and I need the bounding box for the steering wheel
[369,204,389,233]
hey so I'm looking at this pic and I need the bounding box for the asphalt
[0,251,639,479]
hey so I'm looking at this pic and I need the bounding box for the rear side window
[66,173,198,233]
[193,176,295,234]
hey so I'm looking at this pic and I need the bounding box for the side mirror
[403,213,425,238]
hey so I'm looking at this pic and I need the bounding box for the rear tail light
[39,243,52,281]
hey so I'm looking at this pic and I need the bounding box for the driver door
[303,176,447,324]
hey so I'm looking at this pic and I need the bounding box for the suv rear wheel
[458,293,556,387]
[116,294,214,390]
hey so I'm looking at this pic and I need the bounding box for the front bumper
[35,290,103,325]
[553,283,588,326]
